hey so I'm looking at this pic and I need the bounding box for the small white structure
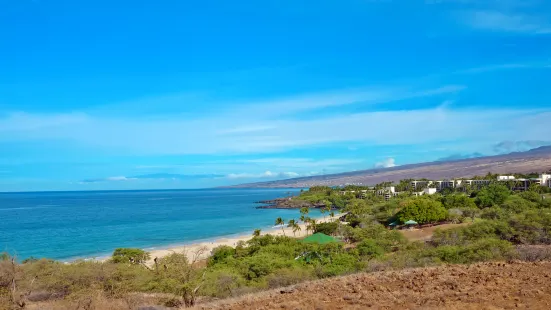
[497,175,516,181]
[377,187,399,201]
[424,188,437,195]
[538,174,551,188]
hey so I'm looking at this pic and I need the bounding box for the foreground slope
[225,146,551,188]
[196,261,551,310]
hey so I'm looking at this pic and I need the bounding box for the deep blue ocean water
[0,188,313,261]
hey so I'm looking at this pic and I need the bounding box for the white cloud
[374,158,397,168]
[460,10,551,34]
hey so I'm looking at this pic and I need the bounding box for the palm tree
[287,219,298,236]
[320,207,327,220]
[325,205,332,220]
[252,229,261,237]
[300,207,309,218]
[329,211,335,218]
[275,217,285,236]
[303,216,312,234]
[307,218,317,235]
[292,222,302,237]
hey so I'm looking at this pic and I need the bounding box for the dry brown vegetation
[196,261,551,310]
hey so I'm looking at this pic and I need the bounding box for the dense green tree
[476,184,511,208]
[442,194,477,210]
[314,222,339,236]
[395,197,448,224]
[252,229,261,237]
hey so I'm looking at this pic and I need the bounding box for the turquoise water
[0,189,313,261]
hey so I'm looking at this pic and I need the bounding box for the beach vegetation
[252,229,261,237]
[111,248,150,265]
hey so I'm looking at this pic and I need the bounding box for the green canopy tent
[404,220,418,225]
[301,233,339,244]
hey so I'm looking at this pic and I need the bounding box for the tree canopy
[476,184,511,208]
[396,197,448,224]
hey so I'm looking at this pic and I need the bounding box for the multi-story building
[435,180,457,191]
[496,174,551,190]
[462,179,492,189]
[410,180,433,190]
[377,187,399,201]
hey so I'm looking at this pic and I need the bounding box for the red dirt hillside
[195,261,551,310]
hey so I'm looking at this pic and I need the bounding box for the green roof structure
[301,233,339,244]
[404,220,418,225]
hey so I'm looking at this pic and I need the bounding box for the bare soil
[399,223,471,242]
[195,261,551,310]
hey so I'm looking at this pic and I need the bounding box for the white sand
[144,213,342,265]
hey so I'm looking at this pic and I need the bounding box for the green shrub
[201,268,246,298]
[315,253,359,278]
[356,239,384,259]
[208,246,236,266]
[111,248,150,264]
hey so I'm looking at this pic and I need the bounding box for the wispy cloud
[2,107,550,156]
[0,84,470,154]
[460,10,551,34]
[436,152,484,161]
[493,140,551,154]
[81,176,136,183]
[374,158,397,168]
[226,171,300,179]
[80,173,223,183]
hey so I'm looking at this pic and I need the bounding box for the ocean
[0,188,313,261]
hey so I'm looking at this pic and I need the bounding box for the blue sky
[1,0,551,191]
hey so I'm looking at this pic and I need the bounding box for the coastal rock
[255,198,325,209]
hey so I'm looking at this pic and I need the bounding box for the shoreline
[84,213,342,264]
[144,213,342,264]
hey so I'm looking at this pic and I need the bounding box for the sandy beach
[144,213,342,265]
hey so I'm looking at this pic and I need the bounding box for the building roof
[301,233,339,244]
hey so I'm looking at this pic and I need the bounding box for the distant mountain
[223,146,551,188]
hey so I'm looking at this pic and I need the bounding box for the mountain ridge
[223,146,551,188]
